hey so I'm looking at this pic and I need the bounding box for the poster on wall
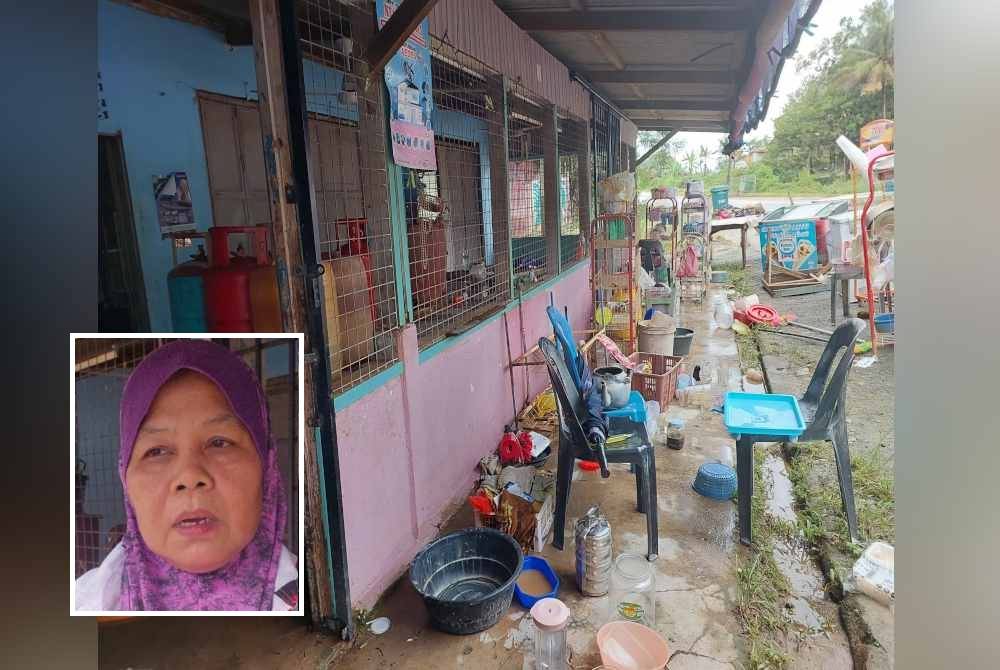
[376,0,437,171]
[152,171,195,234]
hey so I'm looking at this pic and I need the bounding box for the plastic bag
[846,541,894,606]
[872,248,894,290]
[598,171,636,204]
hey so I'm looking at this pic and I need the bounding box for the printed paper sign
[153,171,195,234]
[377,0,436,170]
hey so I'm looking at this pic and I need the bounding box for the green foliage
[633,1,893,198]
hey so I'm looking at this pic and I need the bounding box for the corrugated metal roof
[493,0,816,147]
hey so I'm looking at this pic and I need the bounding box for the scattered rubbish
[854,339,873,354]
[409,528,523,635]
[854,356,877,368]
[609,554,656,627]
[369,617,391,635]
[514,556,560,608]
[713,294,734,329]
[530,598,570,670]
[575,507,613,596]
[848,541,894,607]
[406,637,414,642]
[597,621,670,670]
[693,462,738,500]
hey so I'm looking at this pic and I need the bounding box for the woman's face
[125,370,263,574]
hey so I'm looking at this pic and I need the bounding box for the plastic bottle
[530,598,570,670]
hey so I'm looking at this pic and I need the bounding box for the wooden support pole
[577,120,593,248]
[542,105,560,279]
[250,0,351,635]
[486,75,512,297]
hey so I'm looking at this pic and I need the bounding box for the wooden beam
[588,32,624,70]
[635,131,677,168]
[365,0,440,78]
[615,98,733,111]
[504,10,751,32]
[249,0,339,631]
[122,0,253,44]
[579,69,734,84]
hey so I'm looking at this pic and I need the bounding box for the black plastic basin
[409,527,523,635]
[673,327,695,356]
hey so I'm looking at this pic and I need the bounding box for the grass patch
[714,261,753,297]
[732,329,791,669]
[785,442,895,563]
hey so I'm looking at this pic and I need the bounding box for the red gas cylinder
[203,226,280,332]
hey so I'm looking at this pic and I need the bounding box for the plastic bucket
[710,185,729,211]
[637,322,674,357]
[672,328,694,356]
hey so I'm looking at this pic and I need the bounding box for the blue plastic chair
[546,306,646,423]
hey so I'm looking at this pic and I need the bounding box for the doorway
[99,134,149,331]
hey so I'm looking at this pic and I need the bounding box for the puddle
[763,454,796,524]
[762,453,828,632]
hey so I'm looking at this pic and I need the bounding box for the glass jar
[666,419,685,450]
[609,553,656,628]
[530,598,570,670]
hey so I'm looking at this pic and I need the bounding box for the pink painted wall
[336,262,592,607]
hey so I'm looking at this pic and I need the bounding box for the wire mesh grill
[73,337,299,578]
[557,114,589,269]
[507,80,550,292]
[299,0,399,394]
[404,40,511,346]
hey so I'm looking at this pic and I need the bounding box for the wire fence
[507,80,550,292]
[299,0,399,394]
[558,114,589,268]
[402,41,511,346]
[73,337,299,578]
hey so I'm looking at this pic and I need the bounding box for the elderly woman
[75,340,297,611]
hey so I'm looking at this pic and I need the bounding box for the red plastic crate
[630,352,684,409]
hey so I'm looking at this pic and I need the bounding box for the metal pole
[503,312,519,428]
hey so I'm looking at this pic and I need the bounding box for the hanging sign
[152,171,195,234]
[859,119,894,151]
[376,0,437,170]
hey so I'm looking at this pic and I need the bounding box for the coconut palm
[832,0,894,116]
[683,151,697,176]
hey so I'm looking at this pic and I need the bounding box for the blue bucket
[874,313,894,333]
[513,555,560,608]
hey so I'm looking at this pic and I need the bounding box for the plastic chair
[546,305,647,423]
[733,318,865,546]
[538,337,659,561]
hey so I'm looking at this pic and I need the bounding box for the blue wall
[98,0,355,331]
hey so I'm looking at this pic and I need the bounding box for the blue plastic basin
[513,555,560,608]
[723,392,805,439]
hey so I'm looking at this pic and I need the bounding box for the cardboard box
[759,219,819,272]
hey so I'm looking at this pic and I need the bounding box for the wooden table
[829,264,864,324]
[708,215,759,268]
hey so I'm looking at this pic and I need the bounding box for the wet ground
[99,225,861,670]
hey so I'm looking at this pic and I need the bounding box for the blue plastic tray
[514,555,560,608]
[723,392,805,439]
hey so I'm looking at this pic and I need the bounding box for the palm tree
[683,151,697,176]
[832,0,894,116]
[698,146,710,174]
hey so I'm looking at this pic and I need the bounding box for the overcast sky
[666,0,871,159]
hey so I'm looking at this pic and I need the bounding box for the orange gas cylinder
[203,226,281,332]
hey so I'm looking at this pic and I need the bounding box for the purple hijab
[116,339,287,611]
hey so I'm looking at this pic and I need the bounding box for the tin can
[575,506,613,596]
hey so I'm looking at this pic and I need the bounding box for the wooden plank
[503,9,752,32]
[594,239,631,249]
[249,0,332,625]
[615,99,733,112]
[365,0,440,79]
[581,69,733,84]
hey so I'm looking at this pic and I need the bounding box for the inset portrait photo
[71,335,303,615]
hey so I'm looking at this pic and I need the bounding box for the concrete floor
[98,230,857,670]
[334,288,747,670]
